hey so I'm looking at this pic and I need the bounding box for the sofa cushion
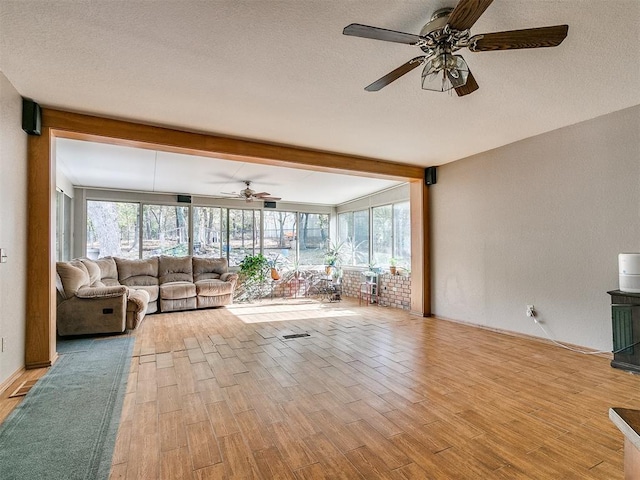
[159,255,193,284]
[94,257,118,285]
[79,258,102,286]
[195,279,234,296]
[160,297,196,312]
[56,261,90,299]
[115,257,159,287]
[160,282,196,300]
[193,257,228,282]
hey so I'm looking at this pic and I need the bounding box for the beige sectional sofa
[56,255,238,337]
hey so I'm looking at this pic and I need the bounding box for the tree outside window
[86,200,139,259]
[228,209,260,266]
[298,213,328,265]
[263,210,297,264]
[142,204,189,258]
[193,206,223,257]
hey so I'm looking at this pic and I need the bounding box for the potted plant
[291,259,302,279]
[324,239,344,275]
[389,257,398,276]
[237,253,270,301]
[268,254,283,281]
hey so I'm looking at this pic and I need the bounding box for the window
[338,210,369,266]
[56,190,72,261]
[193,206,223,257]
[87,200,140,259]
[228,209,260,266]
[372,205,392,266]
[298,213,328,265]
[393,202,410,268]
[353,210,370,266]
[338,212,353,245]
[84,197,335,266]
[84,192,411,268]
[263,210,296,265]
[142,204,189,258]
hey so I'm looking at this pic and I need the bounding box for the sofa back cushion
[79,258,103,286]
[56,261,90,299]
[115,257,159,287]
[94,257,119,286]
[159,255,193,284]
[193,257,228,282]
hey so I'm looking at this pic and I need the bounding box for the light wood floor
[0,367,48,425]
[2,298,637,478]
[106,298,640,479]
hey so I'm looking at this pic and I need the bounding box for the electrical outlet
[526,305,535,317]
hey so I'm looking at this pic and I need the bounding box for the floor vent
[282,333,311,340]
[9,380,37,398]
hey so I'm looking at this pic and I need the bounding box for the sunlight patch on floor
[226,299,359,324]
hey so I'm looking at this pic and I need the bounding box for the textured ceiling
[1,1,639,178]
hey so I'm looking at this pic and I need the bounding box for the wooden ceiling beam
[43,108,425,181]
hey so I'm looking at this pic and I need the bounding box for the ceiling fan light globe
[421,54,469,92]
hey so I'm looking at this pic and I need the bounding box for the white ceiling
[2,1,640,199]
[55,138,403,205]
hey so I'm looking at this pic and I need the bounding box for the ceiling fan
[220,181,282,203]
[343,0,568,96]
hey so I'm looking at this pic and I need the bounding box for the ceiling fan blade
[260,196,281,201]
[253,192,271,197]
[469,25,568,52]
[454,70,479,96]
[447,0,494,31]
[365,56,425,92]
[343,23,420,45]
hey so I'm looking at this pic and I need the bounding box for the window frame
[338,201,411,269]
[82,193,333,267]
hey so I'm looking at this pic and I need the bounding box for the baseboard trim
[0,366,26,396]
[432,314,612,359]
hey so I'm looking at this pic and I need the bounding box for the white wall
[0,72,28,384]
[432,105,640,351]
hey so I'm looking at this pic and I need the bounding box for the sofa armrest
[220,272,238,282]
[220,272,238,286]
[76,285,127,299]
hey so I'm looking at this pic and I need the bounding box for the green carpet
[0,336,134,480]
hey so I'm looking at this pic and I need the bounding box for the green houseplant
[237,253,270,301]
[324,240,345,275]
